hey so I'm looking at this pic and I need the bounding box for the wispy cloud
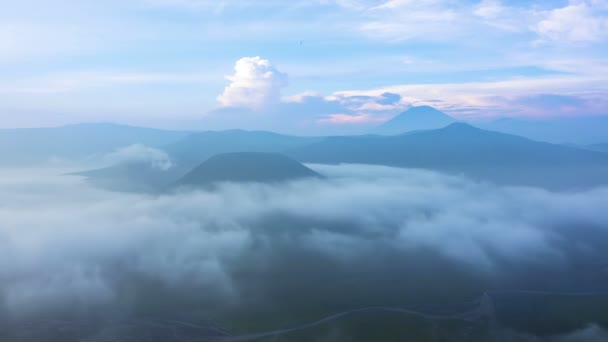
[103,144,173,170]
[0,71,218,94]
[534,0,608,43]
[0,1,606,129]
[330,73,608,119]
[317,113,389,125]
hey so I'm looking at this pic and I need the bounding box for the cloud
[505,324,608,342]
[330,73,608,120]
[217,56,288,110]
[1,164,608,330]
[211,75,607,129]
[358,0,461,41]
[2,1,606,132]
[470,92,608,120]
[143,0,228,11]
[317,113,389,125]
[326,92,407,112]
[552,325,608,342]
[473,0,532,32]
[377,92,401,105]
[474,0,505,19]
[142,0,299,11]
[205,68,608,131]
[206,89,403,133]
[535,0,608,43]
[279,92,403,128]
[332,0,527,40]
[281,91,322,103]
[0,22,88,63]
[334,0,608,46]
[103,144,173,170]
[0,70,217,94]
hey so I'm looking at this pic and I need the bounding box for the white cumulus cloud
[217,56,288,110]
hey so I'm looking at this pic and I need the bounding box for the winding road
[190,290,608,342]
[191,304,485,342]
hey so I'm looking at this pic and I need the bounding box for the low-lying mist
[1,164,607,340]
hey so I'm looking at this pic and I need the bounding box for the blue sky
[0,0,607,133]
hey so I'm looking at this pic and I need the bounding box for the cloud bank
[1,164,608,337]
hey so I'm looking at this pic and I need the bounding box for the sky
[0,0,607,132]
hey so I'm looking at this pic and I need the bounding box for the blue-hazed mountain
[288,123,608,189]
[374,106,457,135]
[175,152,321,187]
[75,162,186,193]
[482,116,608,145]
[0,123,188,166]
[587,143,608,153]
[164,129,322,168]
[75,123,608,191]
[76,130,323,192]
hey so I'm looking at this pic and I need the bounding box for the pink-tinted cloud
[317,113,389,125]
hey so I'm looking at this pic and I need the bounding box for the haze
[1,1,608,341]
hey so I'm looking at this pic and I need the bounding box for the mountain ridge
[374,106,457,135]
[175,152,321,187]
[287,122,608,189]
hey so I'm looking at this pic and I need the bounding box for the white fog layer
[1,164,607,323]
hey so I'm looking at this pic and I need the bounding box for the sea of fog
[1,164,607,341]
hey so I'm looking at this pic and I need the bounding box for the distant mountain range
[370,106,608,146]
[175,152,321,188]
[75,162,186,193]
[587,143,608,153]
[480,116,608,145]
[288,122,608,189]
[374,106,456,135]
[5,111,608,190]
[79,122,608,190]
[73,130,322,192]
[73,122,608,190]
[373,106,608,145]
[0,123,188,166]
[164,130,321,170]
